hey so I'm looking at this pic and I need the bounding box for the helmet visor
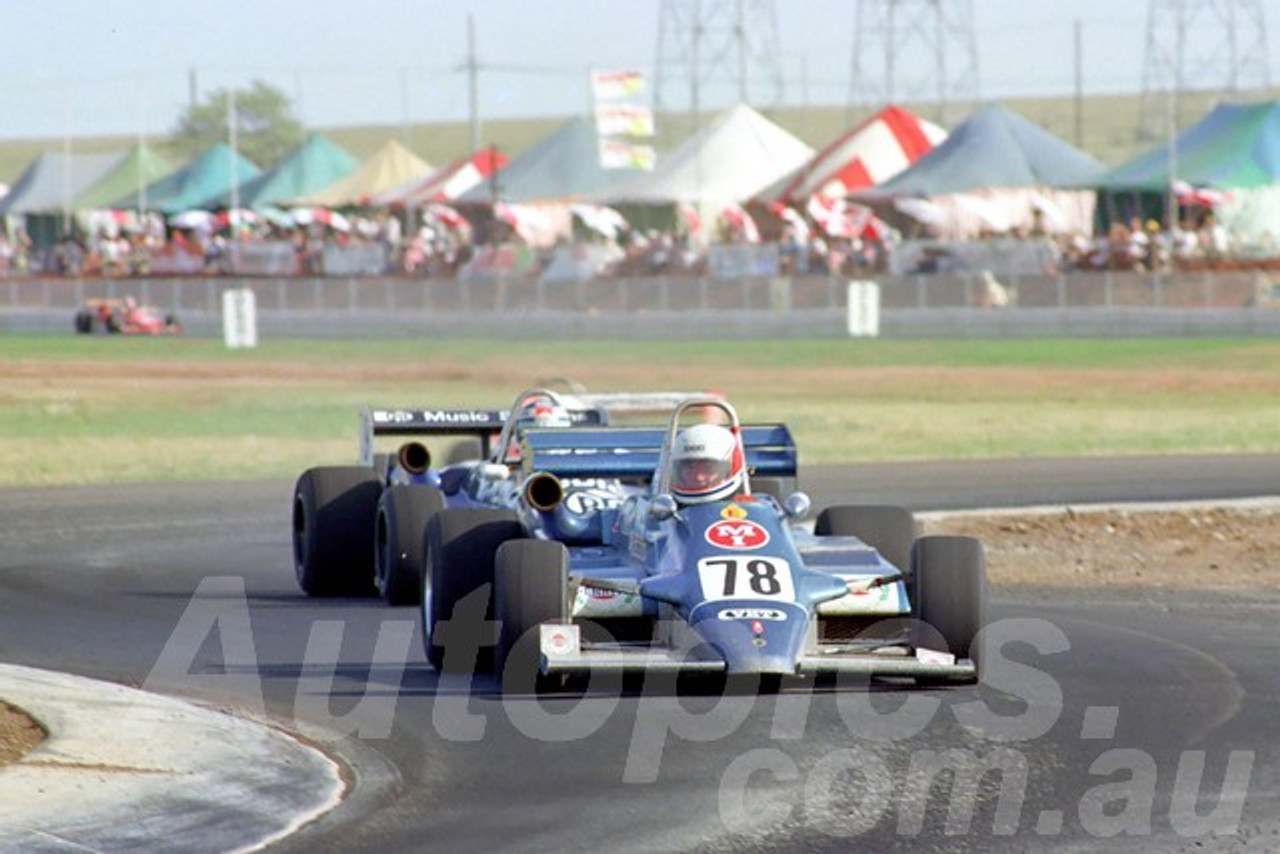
[675,456,732,492]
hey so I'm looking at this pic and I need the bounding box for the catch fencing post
[222,287,258,349]
[769,277,791,314]
[846,280,881,337]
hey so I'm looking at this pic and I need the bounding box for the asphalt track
[1,455,1278,852]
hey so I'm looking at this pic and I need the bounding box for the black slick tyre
[912,535,986,684]
[495,539,569,693]
[422,509,523,674]
[293,466,382,597]
[375,484,445,606]
[815,505,918,580]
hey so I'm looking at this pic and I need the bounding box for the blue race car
[421,397,986,691]
[293,386,707,606]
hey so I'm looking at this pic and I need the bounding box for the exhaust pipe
[523,471,564,512]
[396,441,432,475]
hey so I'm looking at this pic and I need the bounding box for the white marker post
[222,288,258,349]
[846,280,881,338]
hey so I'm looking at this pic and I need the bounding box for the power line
[1138,0,1271,140]
[653,0,785,117]
[849,0,981,126]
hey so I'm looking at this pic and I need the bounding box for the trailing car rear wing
[561,391,725,417]
[357,406,604,466]
[520,424,797,481]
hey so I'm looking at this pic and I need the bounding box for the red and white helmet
[517,399,572,430]
[671,423,744,504]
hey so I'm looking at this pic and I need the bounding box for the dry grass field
[5,88,1279,188]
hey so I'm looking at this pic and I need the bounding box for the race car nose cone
[691,600,808,674]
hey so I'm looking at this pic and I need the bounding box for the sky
[0,0,1274,143]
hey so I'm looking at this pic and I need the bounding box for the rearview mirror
[783,491,811,520]
[649,494,679,521]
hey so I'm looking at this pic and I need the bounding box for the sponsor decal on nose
[705,520,770,550]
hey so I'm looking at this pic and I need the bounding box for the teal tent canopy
[1096,100,1280,192]
[208,133,359,209]
[123,143,260,213]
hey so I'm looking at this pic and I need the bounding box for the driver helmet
[671,423,744,504]
[516,399,573,431]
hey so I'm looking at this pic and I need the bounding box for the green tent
[73,144,176,211]
[208,133,359,209]
[121,142,260,213]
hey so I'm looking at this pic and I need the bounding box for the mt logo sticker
[705,520,770,550]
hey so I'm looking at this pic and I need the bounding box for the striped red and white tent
[373,148,509,208]
[759,105,946,204]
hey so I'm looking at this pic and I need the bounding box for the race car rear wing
[520,424,797,481]
[358,406,605,466]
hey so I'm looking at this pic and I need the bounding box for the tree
[171,79,303,169]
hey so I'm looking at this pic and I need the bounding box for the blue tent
[0,151,126,215]
[460,116,638,203]
[862,104,1106,197]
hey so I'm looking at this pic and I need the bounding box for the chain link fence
[4,270,1280,338]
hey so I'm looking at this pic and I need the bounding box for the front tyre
[912,535,986,684]
[422,509,523,674]
[293,467,381,597]
[495,539,569,693]
[375,484,446,606]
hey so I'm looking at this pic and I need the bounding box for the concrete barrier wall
[4,273,1280,338]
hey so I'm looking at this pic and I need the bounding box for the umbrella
[719,203,760,243]
[892,196,947,225]
[291,207,351,232]
[169,210,213,229]
[259,207,296,229]
[770,202,811,241]
[493,202,547,244]
[807,195,872,239]
[1173,180,1232,208]
[214,209,258,229]
[426,203,469,231]
[953,194,1012,233]
[1029,193,1068,231]
[571,204,630,240]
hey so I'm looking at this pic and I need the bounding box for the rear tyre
[815,505,917,579]
[74,311,93,334]
[293,467,382,597]
[422,509,523,674]
[751,477,797,502]
[912,535,986,684]
[375,484,445,606]
[446,438,484,465]
[495,540,569,693]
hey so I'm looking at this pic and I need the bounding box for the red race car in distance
[74,297,183,336]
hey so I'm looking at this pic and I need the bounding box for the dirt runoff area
[0,701,45,767]
[1,502,1277,770]
[925,500,1280,590]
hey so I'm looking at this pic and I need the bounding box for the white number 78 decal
[697,557,795,601]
